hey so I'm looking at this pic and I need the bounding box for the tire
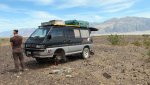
[54,52,68,63]
[82,47,90,59]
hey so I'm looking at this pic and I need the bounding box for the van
[24,20,98,63]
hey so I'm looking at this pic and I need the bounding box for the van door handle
[68,40,72,42]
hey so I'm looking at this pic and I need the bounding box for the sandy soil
[0,36,150,85]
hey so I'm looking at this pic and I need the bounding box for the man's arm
[10,37,13,47]
[10,42,13,47]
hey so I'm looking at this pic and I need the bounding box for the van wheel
[82,47,90,59]
[35,58,46,64]
[54,52,67,63]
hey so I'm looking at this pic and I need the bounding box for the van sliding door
[64,27,82,53]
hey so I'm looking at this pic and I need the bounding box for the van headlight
[36,45,45,49]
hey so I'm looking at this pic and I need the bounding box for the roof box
[41,20,65,26]
[65,20,89,28]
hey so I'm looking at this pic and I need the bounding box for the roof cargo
[41,20,65,26]
[65,20,89,28]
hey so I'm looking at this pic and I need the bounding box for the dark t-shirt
[10,35,23,53]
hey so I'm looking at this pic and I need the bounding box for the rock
[103,73,111,79]
[121,69,125,73]
[1,72,5,74]
[66,75,73,78]
[63,68,72,74]
[148,82,150,85]
[49,70,61,74]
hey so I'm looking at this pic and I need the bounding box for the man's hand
[10,42,13,47]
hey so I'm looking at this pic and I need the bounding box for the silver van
[24,21,98,63]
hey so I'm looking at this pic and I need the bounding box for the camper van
[24,20,98,63]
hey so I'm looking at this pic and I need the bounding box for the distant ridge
[93,17,150,35]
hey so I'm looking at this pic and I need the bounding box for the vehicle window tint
[31,28,49,38]
[80,29,89,38]
[51,28,63,38]
[67,29,75,38]
[74,29,80,38]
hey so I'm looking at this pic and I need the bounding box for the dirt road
[0,36,150,85]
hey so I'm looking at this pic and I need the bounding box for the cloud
[103,0,137,13]
[54,0,139,13]
[29,11,61,20]
[0,3,15,12]
[64,14,103,22]
[0,10,62,32]
[22,0,54,5]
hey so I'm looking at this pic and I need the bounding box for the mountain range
[93,17,150,35]
[0,17,150,37]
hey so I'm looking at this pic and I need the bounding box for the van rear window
[80,29,89,38]
[74,29,80,38]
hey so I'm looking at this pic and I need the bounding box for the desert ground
[0,35,150,85]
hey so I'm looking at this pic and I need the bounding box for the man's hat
[13,29,18,33]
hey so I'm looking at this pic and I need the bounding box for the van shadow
[25,55,82,70]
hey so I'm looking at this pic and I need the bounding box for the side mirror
[47,35,52,39]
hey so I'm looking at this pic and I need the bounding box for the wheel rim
[55,55,62,60]
[83,48,89,58]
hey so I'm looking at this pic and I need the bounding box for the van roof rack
[40,24,81,27]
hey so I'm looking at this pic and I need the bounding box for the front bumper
[25,48,54,58]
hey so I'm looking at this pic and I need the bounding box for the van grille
[26,44,36,48]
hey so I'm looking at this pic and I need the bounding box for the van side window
[67,29,75,38]
[80,29,90,38]
[74,29,80,38]
[51,28,63,38]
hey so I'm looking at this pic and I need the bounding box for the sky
[0,0,150,32]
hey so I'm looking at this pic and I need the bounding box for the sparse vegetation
[131,41,141,46]
[0,38,9,46]
[143,39,150,49]
[147,50,150,57]
[0,39,2,46]
[107,34,121,45]
[107,34,127,45]
[142,34,150,38]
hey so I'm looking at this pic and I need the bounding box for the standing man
[10,29,25,72]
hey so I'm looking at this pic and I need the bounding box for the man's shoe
[14,69,20,73]
[21,68,28,72]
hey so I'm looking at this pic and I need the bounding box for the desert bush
[147,50,150,57]
[107,34,122,45]
[0,39,2,46]
[131,41,141,46]
[143,40,150,49]
[142,34,150,38]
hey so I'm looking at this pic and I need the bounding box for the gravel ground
[0,36,150,85]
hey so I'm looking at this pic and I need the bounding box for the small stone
[121,69,125,73]
[133,74,136,77]
[103,73,111,79]
[49,70,61,74]
[66,75,73,78]
[147,82,150,85]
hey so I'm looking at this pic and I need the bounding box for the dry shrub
[107,34,127,45]
[131,41,141,46]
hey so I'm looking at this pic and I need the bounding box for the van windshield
[30,28,50,38]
